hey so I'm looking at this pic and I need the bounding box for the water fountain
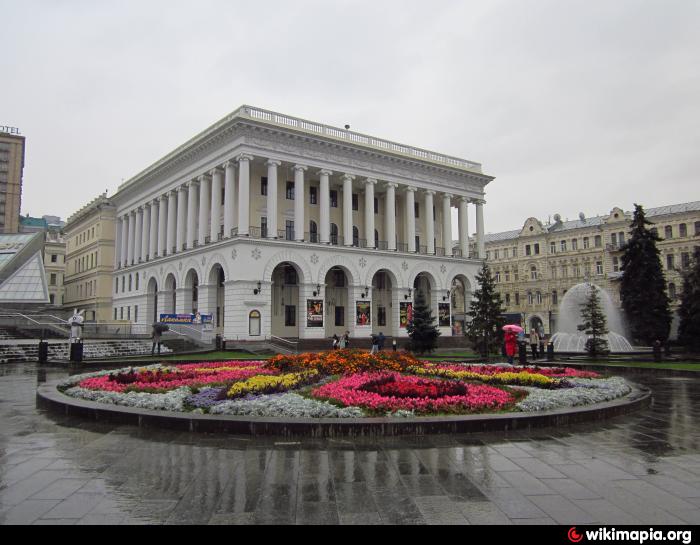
[551,282,634,352]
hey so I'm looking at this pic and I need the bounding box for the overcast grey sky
[2,0,698,234]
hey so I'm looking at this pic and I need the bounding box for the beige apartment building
[63,194,117,321]
[0,127,25,234]
[484,201,700,337]
[44,229,66,307]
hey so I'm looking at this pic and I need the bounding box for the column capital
[177,184,188,193]
[443,192,453,200]
[365,177,377,186]
[186,179,199,189]
[266,158,282,167]
[318,168,333,177]
[198,173,211,183]
[385,182,399,190]
[341,173,355,182]
[210,167,223,177]
[151,198,159,207]
[293,164,308,172]
[460,195,470,204]
[136,205,144,212]
[424,189,436,196]
[405,185,417,193]
[471,198,486,206]
[223,159,236,169]
[237,153,254,163]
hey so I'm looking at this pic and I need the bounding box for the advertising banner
[160,313,213,324]
[399,302,413,328]
[438,303,451,327]
[356,301,371,326]
[306,299,324,328]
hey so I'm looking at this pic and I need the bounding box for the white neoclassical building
[110,106,493,343]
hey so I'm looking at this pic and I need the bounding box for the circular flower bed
[56,350,633,418]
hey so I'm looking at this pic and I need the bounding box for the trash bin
[547,342,554,362]
[38,340,49,364]
[215,334,222,351]
[70,341,83,363]
[518,342,527,365]
[392,339,398,352]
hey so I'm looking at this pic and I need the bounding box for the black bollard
[518,342,527,365]
[653,340,662,363]
[547,342,554,362]
[70,341,84,363]
[38,340,49,364]
[392,339,398,352]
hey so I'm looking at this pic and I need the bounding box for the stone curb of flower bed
[37,379,651,438]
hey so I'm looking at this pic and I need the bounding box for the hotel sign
[0,126,21,135]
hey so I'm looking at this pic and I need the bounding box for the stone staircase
[0,340,173,363]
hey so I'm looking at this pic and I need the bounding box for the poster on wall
[356,301,371,326]
[160,313,213,325]
[399,302,413,328]
[438,303,451,327]
[306,299,324,327]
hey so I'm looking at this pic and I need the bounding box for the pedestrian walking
[529,329,539,360]
[151,324,162,356]
[370,334,379,354]
[504,331,517,365]
[538,331,546,360]
[343,331,350,349]
[332,334,339,350]
[377,332,386,352]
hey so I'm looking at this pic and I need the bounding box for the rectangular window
[618,232,625,245]
[134,306,138,323]
[261,177,268,196]
[309,186,317,205]
[285,220,294,241]
[495,271,501,283]
[611,233,617,246]
[552,291,558,305]
[335,306,345,327]
[512,247,517,257]
[414,203,420,218]
[330,190,338,208]
[494,249,500,260]
[286,181,295,200]
[561,240,567,251]
[505,293,510,305]
[665,226,673,239]
[525,245,531,256]
[534,243,540,255]
[115,278,119,293]
[695,221,700,236]
[583,237,589,249]
[352,194,358,211]
[284,305,296,326]
[127,307,131,321]
[571,239,578,251]
[515,293,520,306]
[50,273,56,286]
[595,235,602,247]
[596,261,603,275]
[667,254,675,270]
[679,223,687,237]
[114,308,117,320]
[505,270,510,282]
[51,254,57,263]
[613,257,619,272]
[374,198,379,215]
[682,252,691,268]
[550,242,556,254]
[261,216,267,239]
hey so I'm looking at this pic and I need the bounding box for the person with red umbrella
[502,324,523,365]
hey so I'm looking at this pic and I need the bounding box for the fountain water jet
[551,282,634,352]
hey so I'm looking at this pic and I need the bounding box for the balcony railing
[377,240,388,251]
[435,247,445,256]
[397,242,408,253]
[418,245,428,255]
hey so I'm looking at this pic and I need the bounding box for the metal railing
[377,240,388,250]
[435,247,445,256]
[397,242,408,253]
[419,245,428,255]
[269,335,299,354]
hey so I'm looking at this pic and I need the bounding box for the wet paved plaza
[1,363,700,525]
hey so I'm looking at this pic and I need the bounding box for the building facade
[63,195,117,321]
[44,228,66,307]
[0,127,25,234]
[484,202,700,336]
[111,106,492,341]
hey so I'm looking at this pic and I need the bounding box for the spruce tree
[678,247,700,353]
[406,289,441,354]
[620,204,672,344]
[578,283,610,357]
[466,263,505,359]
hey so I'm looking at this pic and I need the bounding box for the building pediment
[520,218,546,237]
[603,207,630,225]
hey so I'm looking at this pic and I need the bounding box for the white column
[237,154,252,236]
[114,217,122,267]
[406,187,416,253]
[319,169,332,244]
[166,190,177,255]
[134,208,143,263]
[294,164,307,241]
[342,173,354,246]
[223,160,236,237]
[364,178,376,248]
[157,196,167,257]
[141,204,150,262]
[198,174,211,245]
[475,199,486,259]
[442,193,453,257]
[148,200,158,260]
[385,182,397,251]
[425,190,435,255]
[127,211,135,265]
[176,185,187,252]
[210,168,223,241]
[120,214,128,267]
[186,179,198,249]
[458,196,469,258]
[266,159,280,239]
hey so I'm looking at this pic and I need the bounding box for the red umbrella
[502,324,524,333]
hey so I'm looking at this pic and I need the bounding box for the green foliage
[620,204,672,344]
[577,283,610,357]
[678,247,700,353]
[466,264,505,358]
[406,289,441,354]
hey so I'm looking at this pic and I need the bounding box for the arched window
[536,291,542,304]
[527,292,534,305]
[249,310,261,336]
[374,229,379,248]
[309,221,318,243]
[135,274,140,291]
[530,266,537,281]
[330,223,339,245]
[353,226,359,247]
[128,274,133,291]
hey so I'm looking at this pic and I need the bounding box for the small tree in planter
[466,263,505,359]
[678,247,700,353]
[406,289,441,355]
[578,283,610,357]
